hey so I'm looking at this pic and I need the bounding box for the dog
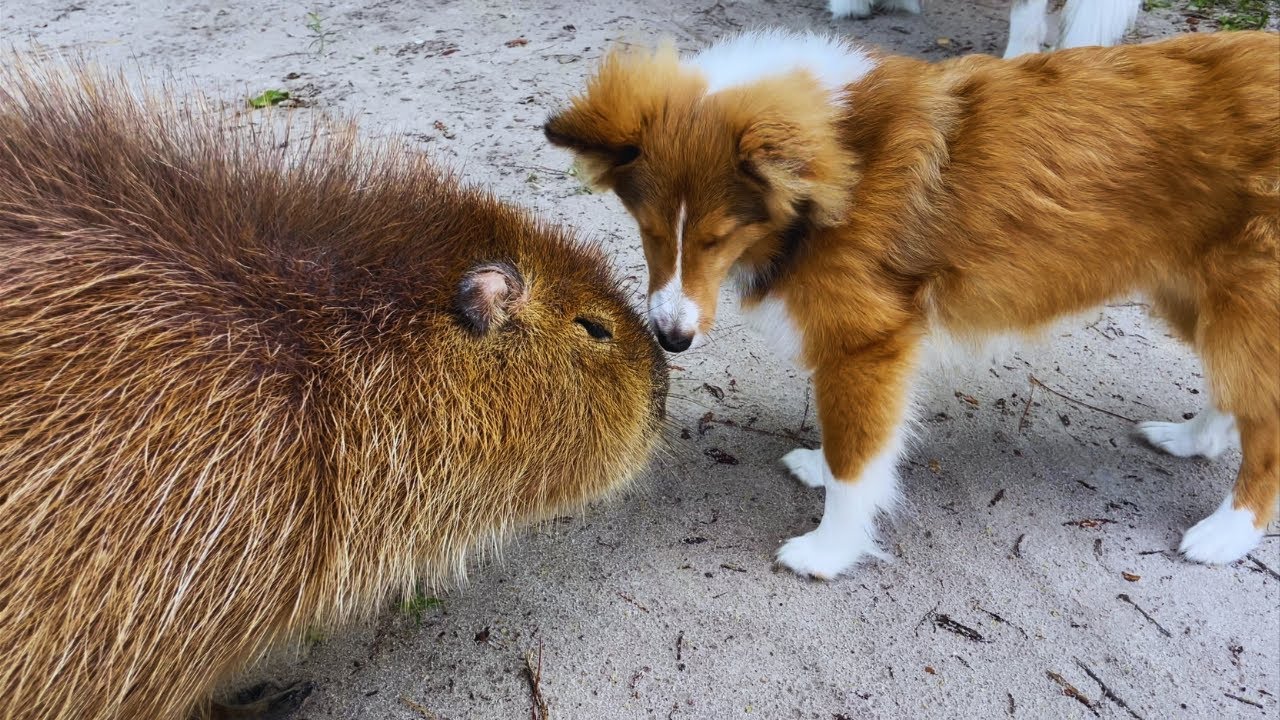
[827,0,1143,59]
[544,29,1280,579]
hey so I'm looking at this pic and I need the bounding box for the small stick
[1074,658,1143,719]
[1117,593,1172,638]
[705,416,818,448]
[1246,554,1280,582]
[975,603,1029,639]
[1011,533,1025,559]
[1046,671,1099,717]
[1224,693,1264,709]
[617,591,651,613]
[522,640,550,720]
[399,696,439,720]
[1019,382,1037,433]
[1030,375,1137,424]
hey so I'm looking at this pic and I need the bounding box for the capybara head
[0,62,666,720]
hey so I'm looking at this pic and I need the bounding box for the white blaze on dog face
[646,203,704,352]
[635,191,769,354]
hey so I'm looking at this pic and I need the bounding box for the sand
[4,1,1277,717]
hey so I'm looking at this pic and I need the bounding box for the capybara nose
[655,326,693,353]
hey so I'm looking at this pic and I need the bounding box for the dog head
[545,35,861,351]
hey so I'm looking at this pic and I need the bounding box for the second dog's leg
[1004,0,1049,58]
[1057,0,1142,50]
[828,0,873,18]
[776,334,916,579]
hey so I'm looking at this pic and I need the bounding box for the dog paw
[1179,500,1262,565]
[781,448,826,489]
[828,0,873,18]
[1138,416,1236,459]
[1137,420,1198,457]
[775,529,884,580]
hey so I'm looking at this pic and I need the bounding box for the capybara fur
[0,62,668,720]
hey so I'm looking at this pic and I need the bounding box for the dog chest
[739,294,807,369]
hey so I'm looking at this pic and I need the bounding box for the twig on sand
[399,696,439,719]
[703,415,818,448]
[1019,382,1037,433]
[1225,693,1264,709]
[915,603,987,643]
[617,591,651,613]
[523,640,551,720]
[1029,375,1137,424]
[1117,593,1172,638]
[1011,533,1026,559]
[1246,554,1280,581]
[1074,658,1143,719]
[975,603,1029,640]
[1046,671,1100,717]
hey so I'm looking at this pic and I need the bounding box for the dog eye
[575,317,613,341]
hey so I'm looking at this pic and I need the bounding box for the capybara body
[0,64,667,720]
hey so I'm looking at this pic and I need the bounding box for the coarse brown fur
[0,62,667,719]
[546,30,1280,575]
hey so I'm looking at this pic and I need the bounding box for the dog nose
[655,326,693,353]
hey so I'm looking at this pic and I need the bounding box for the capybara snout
[0,62,666,720]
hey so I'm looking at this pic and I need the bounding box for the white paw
[828,0,873,18]
[776,529,884,580]
[1137,420,1199,457]
[781,448,826,489]
[1179,497,1262,565]
[1138,411,1236,460]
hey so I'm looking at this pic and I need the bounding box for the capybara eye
[575,316,613,341]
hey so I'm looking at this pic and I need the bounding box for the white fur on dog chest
[740,294,807,369]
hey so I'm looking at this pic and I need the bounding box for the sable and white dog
[828,0,1143,59]
[545,29,1280,579]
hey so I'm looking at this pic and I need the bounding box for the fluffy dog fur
[0,63,667,719]
[545,29,1280,579]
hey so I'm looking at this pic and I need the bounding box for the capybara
[0,62,668,720]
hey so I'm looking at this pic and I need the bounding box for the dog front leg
[776,333,918,580]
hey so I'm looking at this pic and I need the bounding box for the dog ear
[728,78,858,227]
[456,262,527,335]
[738,118,817,188]
[543,41,687,191]
[543,112,642,191]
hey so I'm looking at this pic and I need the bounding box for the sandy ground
[5,1,1279,718]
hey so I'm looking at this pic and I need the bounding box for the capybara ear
[456,262,528,335]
